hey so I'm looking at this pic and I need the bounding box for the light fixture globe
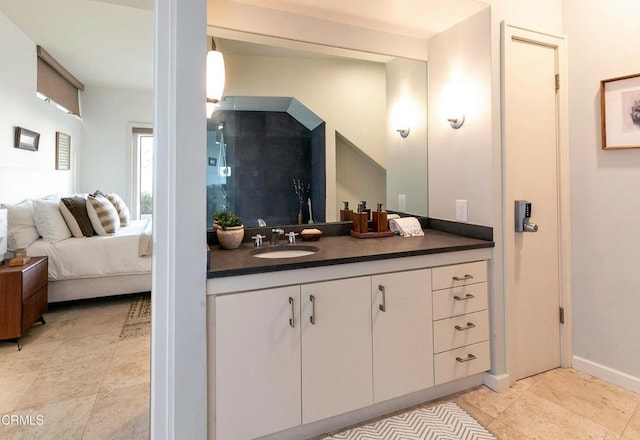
[206,50,225,107]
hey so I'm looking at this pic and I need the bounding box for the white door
[301,277,373,424]
[503,25,570,381]
[371,269,433,403]
[215,287,301,440]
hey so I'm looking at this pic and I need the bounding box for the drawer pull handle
[453,294,475,301]
[456,354,477,363]
[453,274,474,281]
[378,285,386,312]
[455,322,476,331]
[310,294,316,325]
[288,297,295,328]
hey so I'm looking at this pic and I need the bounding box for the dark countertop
[208,228,494,278]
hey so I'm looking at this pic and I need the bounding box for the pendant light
[206,37,225,118]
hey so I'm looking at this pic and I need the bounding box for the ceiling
[0,0,487,91]
[229,0,488,39]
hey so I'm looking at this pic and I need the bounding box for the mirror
[206,31,428,227]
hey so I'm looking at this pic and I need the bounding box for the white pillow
[6,200,41,250]
[33,198,72,242]
[87,195,120,235]
[107,193,131,226]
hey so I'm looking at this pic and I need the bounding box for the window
[132,126,153,219]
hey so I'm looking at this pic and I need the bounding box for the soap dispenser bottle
[352,203,368,233]
[360,200,371,222]
[340,201,353,222]
[372,202,388,232]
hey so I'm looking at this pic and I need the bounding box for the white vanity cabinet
[371,269,433,403]
[300,277,373,423]
[432,261,491,385]
[209,249,493,440]
[215,286,302,440]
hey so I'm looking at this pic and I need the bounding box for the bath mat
[119,292,151,339]
[322,402,496,440]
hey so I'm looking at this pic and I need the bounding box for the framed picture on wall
[601,73,640,150]
[56,132,71,170]
[14,127,40,151]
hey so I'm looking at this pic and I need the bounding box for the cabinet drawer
[22,259,48,301]
[432,261,487,291]
[433,310,488,354]
[434,340,490,385]
[432,282,488,320]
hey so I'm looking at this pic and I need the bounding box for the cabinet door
[371,269,433,403]
[216,286,301,440]
[301,277,373,424]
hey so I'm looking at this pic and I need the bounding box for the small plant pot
[216,226,244,250]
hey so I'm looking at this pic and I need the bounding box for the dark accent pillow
[60,197,95,237]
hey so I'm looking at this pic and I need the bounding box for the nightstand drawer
[22,259,48,301]
[432,282,488,320]
[433,310,489,354]
[434,340,490,385]
[432,261,487,291]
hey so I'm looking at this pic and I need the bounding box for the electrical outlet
[398,194,406,212]
[219,166,231,177]
[456,199,468,222]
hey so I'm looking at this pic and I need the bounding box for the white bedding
[27,219,152,281]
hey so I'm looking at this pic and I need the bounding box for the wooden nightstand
[0,256,48,350]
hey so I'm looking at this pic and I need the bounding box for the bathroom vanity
[206,224,493,440]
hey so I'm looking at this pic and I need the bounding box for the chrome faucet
[271,228,284,245]
[284,231,298,245]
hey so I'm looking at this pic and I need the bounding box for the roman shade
[37,46,84,116]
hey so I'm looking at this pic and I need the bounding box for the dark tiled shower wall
[207,111,326,227]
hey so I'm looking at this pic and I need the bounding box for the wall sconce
[396,125,410,138]
[447,113,465,129]
[206,37,225,118]
[393,100,412,138]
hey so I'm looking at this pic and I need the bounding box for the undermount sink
[250,245,319,259]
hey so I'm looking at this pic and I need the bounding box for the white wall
[427,9,492,226]
[386,57,428,215]
[564,0,640,386]
[0,11,82,203]
[79,85,153,205]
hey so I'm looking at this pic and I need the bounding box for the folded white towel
[389,217,425,237]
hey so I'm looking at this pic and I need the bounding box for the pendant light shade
[206,49,225,117]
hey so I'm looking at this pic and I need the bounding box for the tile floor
[0,296,150,440]
[2,295,639,440]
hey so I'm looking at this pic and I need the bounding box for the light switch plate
[398,194,406,212]
[456,199,468,222]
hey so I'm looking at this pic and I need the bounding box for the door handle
[309,294,316,325]
[288,296,295,328]
[378,285,386,312]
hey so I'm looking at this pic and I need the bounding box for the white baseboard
[483,372,510,392]
[572,356,640,393]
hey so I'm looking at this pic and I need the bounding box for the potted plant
[213,210,244,250]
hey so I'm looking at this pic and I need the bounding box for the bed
[5,194,153,303]
[26,218,152,303]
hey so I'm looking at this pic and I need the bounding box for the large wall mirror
[206,29,428,227]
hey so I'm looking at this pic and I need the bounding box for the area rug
[322,402,496,440]
[119,293,151,340]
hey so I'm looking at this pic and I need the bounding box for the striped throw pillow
[60,196,95,237]
[107,193,131,226]
[87,195,120,235]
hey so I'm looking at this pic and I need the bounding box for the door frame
[501,23,573,381]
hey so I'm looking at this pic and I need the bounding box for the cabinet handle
[288,297,295,328]
[456,354,477,363]
[453,293,475,301]
[378,285,386,312]
[309,294,316,325]
[455,322,476,331]
[452,274,474,281]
